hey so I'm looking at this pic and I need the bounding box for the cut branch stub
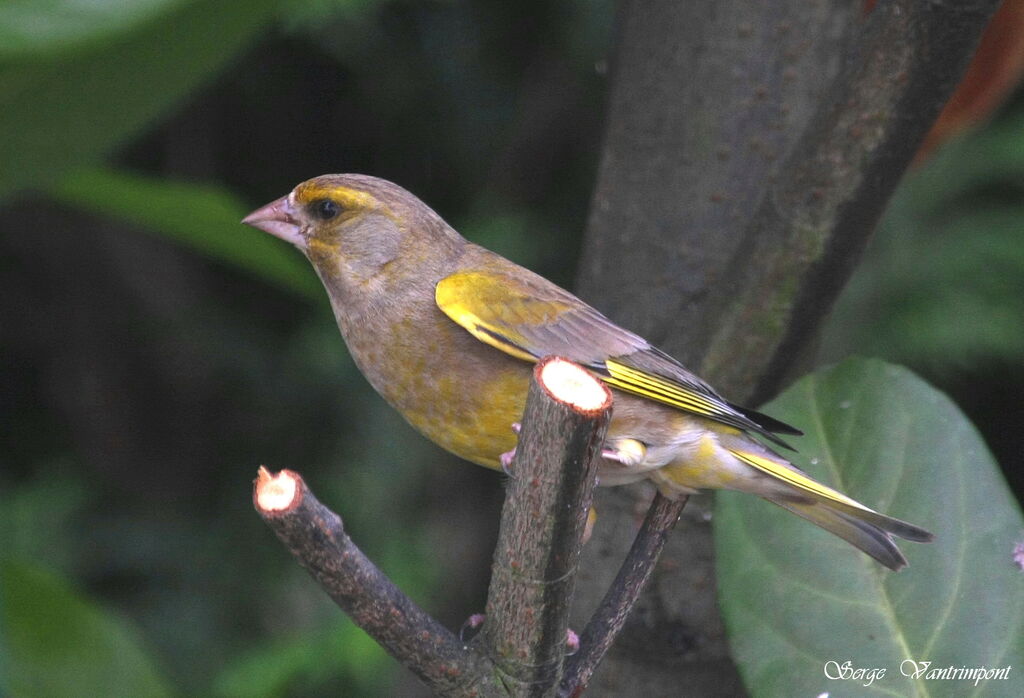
[254,468,502,697]
[483,357,612,696]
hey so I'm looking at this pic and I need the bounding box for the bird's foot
[499,448,516,475]
[601,438,647,467]
[565,628,580,655]
[499,422,522,475]
[460,613,487,642]
[460,613,579,653]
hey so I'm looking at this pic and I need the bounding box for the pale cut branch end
[538,357,612,413]
[484,356,611,695]
[254,467,300,512]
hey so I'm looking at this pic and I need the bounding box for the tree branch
[254,468,502,697]
[573,0,1000,695]
[572,4,861,692]
[255,357,614,697]
[700,0,1004,402]
[578,0,861,358]
[560,492,687,697]
[483,356,611,696]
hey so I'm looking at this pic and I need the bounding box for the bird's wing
[435,269,798,445]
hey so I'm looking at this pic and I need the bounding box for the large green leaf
[51,167,320,299]
[715,358,1024,697]
[0,0,190,58]
[0,0,280,200]
[0,559,174,698]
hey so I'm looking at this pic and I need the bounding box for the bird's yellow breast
[402,366,529,469]
[340,297,532,469]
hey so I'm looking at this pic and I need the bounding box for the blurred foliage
[51,167,320,299]
[1,558,174,698]
[0,0,280,199]
[822,107,1024,372]
[1,0,610,695]
[0,0,190,56]
[717,359,1024,697]
[1,0,1022,695]
[820,96,1024,492]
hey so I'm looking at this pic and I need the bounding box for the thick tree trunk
[572,0,999,694]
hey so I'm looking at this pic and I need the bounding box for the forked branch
[258,357,673,696]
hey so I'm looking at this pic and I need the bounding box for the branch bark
[578,0,860,358]
[560,493,687,696]
[256,357,619,697]
[573,0,1000,695]
[700,0,1007,403]
[254,467,501,697]
[483,357,610,696]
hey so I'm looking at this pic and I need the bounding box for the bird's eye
[310,198,341,221]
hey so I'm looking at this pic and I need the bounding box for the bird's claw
[500,422,522,474]
[565,628,580,655]
[460,613,487,642]
[460,613,579,655]
[499,448,516,475]
[601,438,647,467]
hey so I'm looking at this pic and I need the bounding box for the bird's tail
[728,447,933,571]
[769,498,929,570]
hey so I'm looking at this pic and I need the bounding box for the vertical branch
[578,0,860,354]
[483,357,612,696]
[572,6,860,691]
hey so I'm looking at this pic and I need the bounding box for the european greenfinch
[243,174,932,570]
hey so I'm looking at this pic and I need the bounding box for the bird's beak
[242,195,304,248]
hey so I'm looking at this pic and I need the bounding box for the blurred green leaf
[0,0,280,200]
[0,0,190,58]
[902,116,1024,212]
[821,109,1024,371]
[716,358,1024,697]
[51,167,320,299]
[277,0,385,30]
[0,466,89,571]
[0,559,175,698]
[213,620,390,698]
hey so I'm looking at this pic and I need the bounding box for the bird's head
[243,174,461,286]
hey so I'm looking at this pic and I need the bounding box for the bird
[242,173,933,570]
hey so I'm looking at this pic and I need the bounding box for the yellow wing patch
[436,272,788,440]
[435,272,538,362]
[602,358,724,419]
[728,448,872,512]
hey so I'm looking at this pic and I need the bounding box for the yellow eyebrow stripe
[294,183,379,210]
